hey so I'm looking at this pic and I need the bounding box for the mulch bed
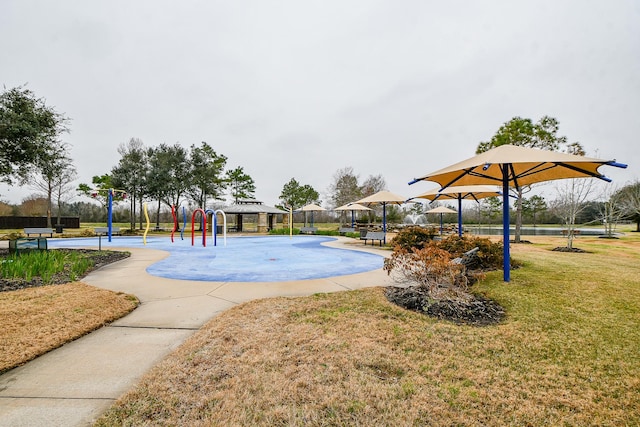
[551,247,588,253]
[385,286,505,326]
[0,249,130,293]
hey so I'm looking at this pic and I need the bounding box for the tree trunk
[156,199,161,229]
[46,188,53,228]
[139,198,144,230]
[514,189,523,243]
[56,193,62,226]
[130,196,135,230]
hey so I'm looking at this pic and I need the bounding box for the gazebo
[222,200,286,232]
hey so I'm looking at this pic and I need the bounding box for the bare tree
[28,143,75,228]
[550,178,596,249]
[617,180,640,232]
[20,195,48,216]
[328,167,361,208]
[361,174,386,197]
[53,162,77,226]
[596,183,626,238]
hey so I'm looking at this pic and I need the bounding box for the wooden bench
[300,226,317,234]
[361,231,385,246]
[24,227,54,237]
[339,227,355,235]
[95,227,121,236]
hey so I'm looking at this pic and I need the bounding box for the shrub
[79,228,96,237]
[389,226,438,250]
[431,235,504,271]
[269,228,300,235]
[383,246,470,301]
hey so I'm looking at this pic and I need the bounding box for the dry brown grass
[95,233,640,426]
[0,282,138,373]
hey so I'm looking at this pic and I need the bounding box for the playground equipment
[206,209,227,247]
[90,188,127,242]
[187,207,227,247]
[181,206,186,240]
[170,205,191,243]
[171,205,178,243]
[191,209,207,246]
[143,202,150,245]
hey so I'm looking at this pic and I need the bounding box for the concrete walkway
[0,237,393,426]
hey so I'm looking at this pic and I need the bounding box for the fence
[0,216,80,229]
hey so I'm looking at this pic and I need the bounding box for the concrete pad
[209,279,352,304]
[112,295,236,329]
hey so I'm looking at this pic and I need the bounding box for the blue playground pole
[181,206,186,240]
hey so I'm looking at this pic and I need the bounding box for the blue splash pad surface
[48,236,383,282]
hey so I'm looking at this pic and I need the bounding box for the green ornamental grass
[1,250,93,284]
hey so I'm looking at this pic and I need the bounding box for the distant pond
[468,226,609,236]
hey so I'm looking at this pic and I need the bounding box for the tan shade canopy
[412,185,501,202]
[299,203,326,212]
[411,185,501,238]
[353,190,406,238]
[354,190,406,206]
[334,203,371,211]
[426,206,457,214]
[409,144,627,282]
[410,144,624,189]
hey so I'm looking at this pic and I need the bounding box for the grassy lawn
[0,248,138,374]
[92,232,640,426]
[0,282,138,373]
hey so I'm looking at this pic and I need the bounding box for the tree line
[2,86,638,232]
[77,138,256,229]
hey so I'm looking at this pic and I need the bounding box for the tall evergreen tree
[476,116,584,242]
[111,138,147,230]
[227,166,256,203]
[146,143,190,227]
[187,142,227,208]
[279,178,319,210]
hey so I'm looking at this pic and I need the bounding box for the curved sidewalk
[0,237,393,427]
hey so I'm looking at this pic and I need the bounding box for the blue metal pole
[457,195,463,237]
[383,203,387,245]
[181,206,186,240]
[213,215,217,246]
[107,189,113,242]
[502,168,511,282]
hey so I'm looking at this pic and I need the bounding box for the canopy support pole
[457,195,463,237]
[502,166,511,282]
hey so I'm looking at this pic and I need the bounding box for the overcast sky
[1,0,638,207]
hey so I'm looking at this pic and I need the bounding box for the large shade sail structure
[408,144,627,282]
[410,185,501,236]
[426,205,457,235]
[299,203,326,227]
[354,190,406,244]
[334,203,371,227]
